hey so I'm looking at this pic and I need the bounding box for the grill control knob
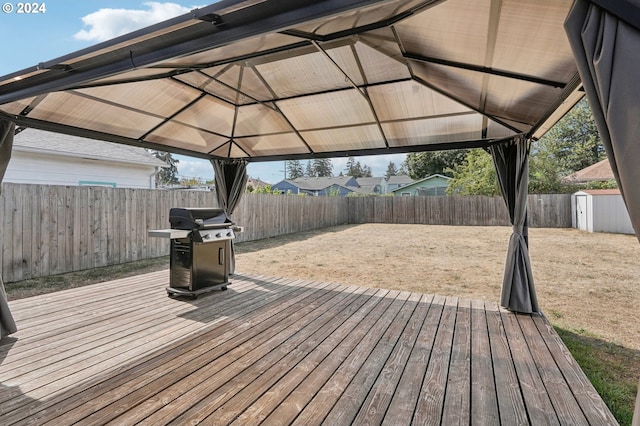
[203,233,210,239]
[226,232,232,237]
[216,233,222,238]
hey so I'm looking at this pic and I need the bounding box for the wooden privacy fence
[0,183,570,282]
[347,194,572,228]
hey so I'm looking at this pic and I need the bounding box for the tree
[385,161,398,180]
[305,160,313,177]
[344,157,358,176]
[153,151,179,186]
[286,160,304,179]
[537,98,603,175]
[310,158,333,177]
[405,149,468,179]
[344,157,372,178]
[446,149,500,196]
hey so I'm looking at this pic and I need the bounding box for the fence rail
[0,183,570,282]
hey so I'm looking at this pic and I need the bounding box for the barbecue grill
[148,207,239,298]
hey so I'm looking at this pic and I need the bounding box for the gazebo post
[0,119,17,338]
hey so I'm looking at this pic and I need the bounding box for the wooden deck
[0,271,616,425]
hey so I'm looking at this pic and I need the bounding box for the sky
[0,1,407,184]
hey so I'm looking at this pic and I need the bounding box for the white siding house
[572,189,635,235]
[6,129,165,189]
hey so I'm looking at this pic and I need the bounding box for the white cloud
[74,2,194,42]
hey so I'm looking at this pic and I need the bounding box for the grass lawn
[4,224,639,424]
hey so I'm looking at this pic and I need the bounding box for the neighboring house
[272,176,369,196]
[386,175,414,191]
[356,177,387,194]
[246,177,271,192]
[572,189,634,235]
[392,174,451,196]
[562,159,616,185]
[7,129,165,189]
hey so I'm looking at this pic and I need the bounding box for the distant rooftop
[387,175,414,185]
[563,159,614,183]
[289,176,358,191]
[13,128,166,168]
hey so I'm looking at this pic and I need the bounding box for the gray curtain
[565,1,640,423]
[211,159,248,274]
[490,135,539,314]
[0,120,17,338]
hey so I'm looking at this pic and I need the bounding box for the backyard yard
[4,223,639,423]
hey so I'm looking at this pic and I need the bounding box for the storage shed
[572,189,635,235]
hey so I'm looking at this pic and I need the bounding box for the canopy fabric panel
[0,119,17,338]
[490,136,538,314]
[211,159,249,275]
[0,0,582,162]
[565,2,640,421]
[565,0,640,241]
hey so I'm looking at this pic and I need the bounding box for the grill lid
[169,207,231,230]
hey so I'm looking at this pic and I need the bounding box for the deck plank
[0,271,616,426]
[441,297,472,425]
[517,313,588,425]
[412,295,458,425]
[500,309,560,426]
[382,294,444,426]
[469,299,499,425]
[486,301,529,425]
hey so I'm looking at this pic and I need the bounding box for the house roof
[356,177,385,186]
[246,177,270,189]
[563,159,614,183]
[356,176,385,193]
[387,175,414,185]
[285,175,358,191]
[579,189,621,196]
[391,173,450,192]
[13,128,166,167]
[0,0,582,164]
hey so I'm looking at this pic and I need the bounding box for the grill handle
[218,247,224,266]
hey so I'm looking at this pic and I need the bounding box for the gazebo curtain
[211,158,248,274]
[490,135,539,314]
[565,0,640,422]
[0,120,17,338]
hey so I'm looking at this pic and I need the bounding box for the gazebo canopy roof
[0,0,582,162]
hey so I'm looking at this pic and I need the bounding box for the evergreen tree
[385,161,398,180]
[344,157,372,178]
[312,158,333,177]
[286,160,305,179]
[345,157,358,176]
[153,151,179,186]
[305,160,313,177]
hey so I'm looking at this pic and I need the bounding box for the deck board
[0,270,617,425]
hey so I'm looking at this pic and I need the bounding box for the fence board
[0,184,571,282]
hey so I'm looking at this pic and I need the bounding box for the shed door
[576,195,588,231]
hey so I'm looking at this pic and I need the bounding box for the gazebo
[0,0,638,422]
